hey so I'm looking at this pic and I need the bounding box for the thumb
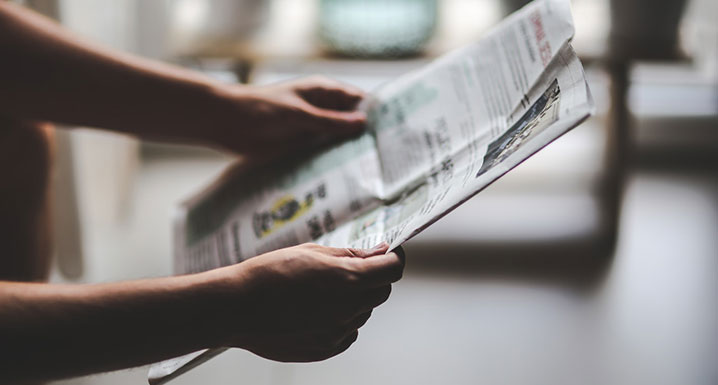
[323,243,404,288]
[301,101,367,136]
[352,242,391,258]
[324,242,390,259]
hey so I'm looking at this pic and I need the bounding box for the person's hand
[209,242,404,362]
[216,76,367,157]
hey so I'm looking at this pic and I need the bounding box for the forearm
[0,2,233,145]
[0,269,238,383]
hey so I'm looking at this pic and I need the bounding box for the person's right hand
[210,242,404,362]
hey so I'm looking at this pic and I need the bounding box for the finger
[323,330,359,359]
[362,285,392,310]
[296,76,366,110]
[348,310,373,330]
[344,286,392,317]
[322,242,390,259]
[350,251,405,288]
[300,87,364,110]
[310,310,372,348]
[393,245,407,266]
[300,102,367,136]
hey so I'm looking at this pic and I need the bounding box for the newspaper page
[150,0,594,382]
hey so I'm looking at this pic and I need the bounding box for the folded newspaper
[149,0,594,382]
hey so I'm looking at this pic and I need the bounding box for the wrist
[190,263,255,348]
[203,82,254,152]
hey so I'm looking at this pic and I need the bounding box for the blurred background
[13,0,716,384]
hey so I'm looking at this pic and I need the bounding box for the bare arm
[0,243,404,383]
[0,271,226,382]
[0,2,366,155]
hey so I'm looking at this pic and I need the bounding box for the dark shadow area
[403,233,616,294]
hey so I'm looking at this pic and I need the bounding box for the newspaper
[149,0,593,382]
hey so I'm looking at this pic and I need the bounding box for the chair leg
[598,60,632,256]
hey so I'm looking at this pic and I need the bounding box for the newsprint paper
[149,0,594,382]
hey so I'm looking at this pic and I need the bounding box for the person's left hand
[213,76,367,157]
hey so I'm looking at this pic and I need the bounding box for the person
[0,2,405,383]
